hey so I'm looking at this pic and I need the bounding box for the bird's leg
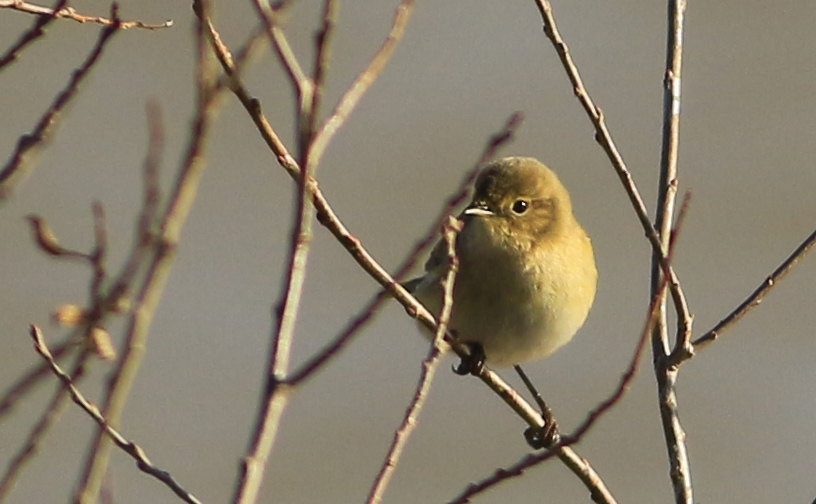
[452,341,486,375]
[515,365,560,449]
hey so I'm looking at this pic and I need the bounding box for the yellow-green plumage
[408,156,597,367]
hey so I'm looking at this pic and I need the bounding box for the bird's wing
[424,232,454,276]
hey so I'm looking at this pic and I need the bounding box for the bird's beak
[464,203,494,217]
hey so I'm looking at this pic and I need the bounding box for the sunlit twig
[0,0,172,30]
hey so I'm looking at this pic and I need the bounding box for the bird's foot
[453,342,486,376]
[524,405,559,450]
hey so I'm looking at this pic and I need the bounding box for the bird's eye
[511,199,529,215]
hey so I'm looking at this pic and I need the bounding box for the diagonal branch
[0,4,122,200]
[307,0,414,168]
[689,226,816,354]
[29,326,202,504]
[0,0,68,70]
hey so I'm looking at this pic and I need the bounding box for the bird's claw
[524,407,559,450]
[452,342,486,376]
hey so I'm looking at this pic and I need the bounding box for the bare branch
[29,326,202,504]
[310,0,338,137]
[466,370,618,504]
[1,104,166,447]
[307,0,414,168]
[88,202,108,297]
[25,215,90,260]
[0,4,122,200]
[229,55,321,504]
[0,0,68,70]
[690,226,816,354]
[248,0,314,156]
[102,102,165,311]
[0,1,172,30]
[200,15,296,170]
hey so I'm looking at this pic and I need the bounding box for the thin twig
[0,4,122,200]
[0,0,68,70]
[0,103,167,501]
[253,1,309,91]
[307,0,414,168]
[532,0,692,337]
[0,114,164,421]
[228,8,324,504]
[25,215,90,260]
[310,0,337,138]
[0,1,172,29]
[231,2,410,502]
[229,54,320,504]
[655,0,688,355]
[366,217,461,504]
[249,0,314,156]
[29,326,202,504]
[200,15,295,170]
[89,202,108,298]
[570,193,688,444]
[74,4,222,502]
[102,102,165,310]
[3,104,164,429]
[689,226,816,354]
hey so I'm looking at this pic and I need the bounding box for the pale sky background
[1,1,816,503]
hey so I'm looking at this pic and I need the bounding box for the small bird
[406,156,597,371]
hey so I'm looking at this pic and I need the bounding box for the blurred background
[1,1,815,503]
